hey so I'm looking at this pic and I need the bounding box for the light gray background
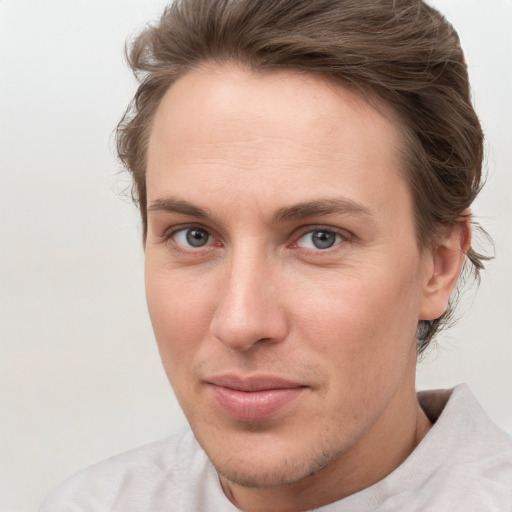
[1,1,511,511]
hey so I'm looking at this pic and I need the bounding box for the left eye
[296,229,343,250]
[173,227,212,248]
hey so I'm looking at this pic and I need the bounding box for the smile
[205,375,307,422]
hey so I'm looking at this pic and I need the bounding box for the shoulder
[407,384,512,510]
[419,383,512,458]
[38,429,209,511]
[336,385,512,512]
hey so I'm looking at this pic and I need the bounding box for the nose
[209,250,288,351]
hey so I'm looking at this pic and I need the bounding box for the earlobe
[419,213,472,321]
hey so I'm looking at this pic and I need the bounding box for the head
[117,0,488,507]
[117,0,487,353]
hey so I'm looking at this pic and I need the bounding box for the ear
[419,212,472,321]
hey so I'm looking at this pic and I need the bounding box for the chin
[201,433,343,489]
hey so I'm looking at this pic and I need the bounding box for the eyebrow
[272,198,373,223]
[147,198,210,218]
[147,196,373,223]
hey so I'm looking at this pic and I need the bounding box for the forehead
[146,64,410,219]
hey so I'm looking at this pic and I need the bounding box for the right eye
[172,227,213,248]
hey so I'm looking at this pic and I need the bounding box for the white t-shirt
[39,384,512,511]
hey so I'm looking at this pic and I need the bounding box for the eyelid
[158,222,352,251]
[290,225,353,250]
[161,223,222,249]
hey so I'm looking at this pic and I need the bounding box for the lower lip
[207,384,305,422]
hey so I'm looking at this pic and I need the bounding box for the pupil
[186,229,209,247]
[312,231,335,249]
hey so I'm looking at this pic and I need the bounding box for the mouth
[204,374,307,422]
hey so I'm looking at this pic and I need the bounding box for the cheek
[145,269,216,374]
[291,270,421,425]
[293,264,421,372]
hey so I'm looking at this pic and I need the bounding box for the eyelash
[291,226,350,252]
[161,224,352,254]
[162,224,220,253]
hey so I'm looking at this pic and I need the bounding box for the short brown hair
[116,0,490,352]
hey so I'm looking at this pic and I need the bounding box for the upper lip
[205,374,305,392]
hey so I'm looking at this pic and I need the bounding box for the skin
[144,64,469,511]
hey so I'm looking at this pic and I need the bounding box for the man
[40,0,512,510]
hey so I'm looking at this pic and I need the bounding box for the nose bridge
[210,241,286,351]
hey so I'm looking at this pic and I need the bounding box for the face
[145,65,434,492]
